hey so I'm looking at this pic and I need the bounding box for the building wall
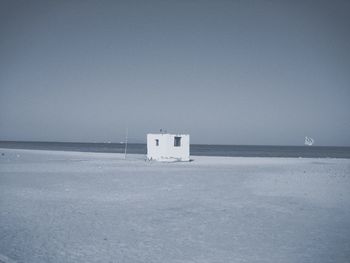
[147,133,190,161]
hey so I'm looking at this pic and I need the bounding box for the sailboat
[305,136,314,146]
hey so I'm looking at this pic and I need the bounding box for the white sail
[305,136,314,146]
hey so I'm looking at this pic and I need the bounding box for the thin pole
[124,127,128,159]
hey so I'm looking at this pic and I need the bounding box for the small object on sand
[16,154,20,158]
[1,153,4,156]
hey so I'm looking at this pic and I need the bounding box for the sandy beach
[0,148,349,263]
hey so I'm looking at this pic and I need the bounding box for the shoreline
[1,147,350,160]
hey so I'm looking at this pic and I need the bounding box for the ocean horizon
[1,141,350,159]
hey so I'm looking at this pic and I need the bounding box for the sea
[1,141,350,158]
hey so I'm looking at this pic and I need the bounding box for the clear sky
[1,0,349,146]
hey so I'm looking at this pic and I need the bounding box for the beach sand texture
[1,149,350,263]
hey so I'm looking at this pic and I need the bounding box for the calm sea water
[1,141,350,158]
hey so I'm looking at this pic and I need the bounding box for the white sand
[0,148,350,263]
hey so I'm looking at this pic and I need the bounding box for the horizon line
[0,140,349,148]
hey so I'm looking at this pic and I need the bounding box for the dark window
[155,139,159,146]
[174,136,181,147]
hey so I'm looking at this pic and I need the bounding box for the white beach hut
[147,133,190,162]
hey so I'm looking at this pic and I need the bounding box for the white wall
[147,133,190,161]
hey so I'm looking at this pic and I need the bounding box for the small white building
[147,133,190,162]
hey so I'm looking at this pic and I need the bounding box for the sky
[1,0,349,146]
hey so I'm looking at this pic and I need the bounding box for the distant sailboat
[305,136,314,146]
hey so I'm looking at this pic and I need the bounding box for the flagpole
[124,126,128,159]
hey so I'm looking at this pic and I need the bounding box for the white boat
[305,136,314,146]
